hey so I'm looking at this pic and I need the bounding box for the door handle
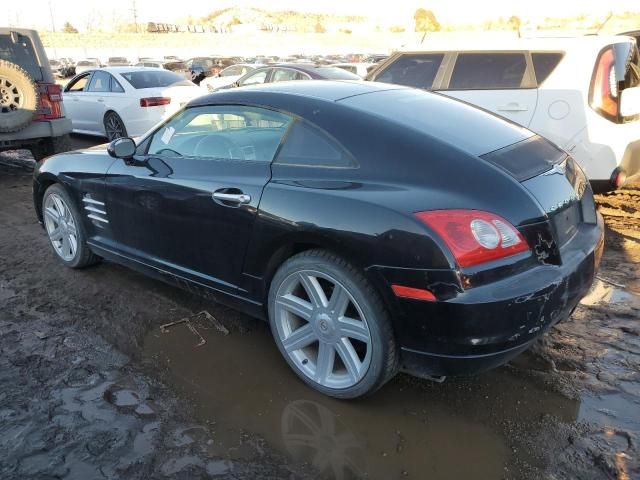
[212,191,251,205]
[97,98,105,103]
[497,102,528,112]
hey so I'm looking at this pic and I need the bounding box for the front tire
[42,184,100,268]
[268,250,398,399]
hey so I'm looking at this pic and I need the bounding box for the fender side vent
[82,194,108,227]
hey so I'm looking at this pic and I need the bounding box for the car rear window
[315,67,361,80]
[481,135,566,182]
[531,53,564,85]
[374,54,444,89]
[120,70,192,89]
[0,33,43,81]
[339,88,532,157]
[448,53,527,89]
[276,120,356,167]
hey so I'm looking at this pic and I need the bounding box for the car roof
[399,34,634,53]
[192,80,406,105]
[99,66,165,73]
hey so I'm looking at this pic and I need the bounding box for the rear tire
[103,111,127,140]
[0,60,39,133]
[268,249,398,399]
[42,184,100,269]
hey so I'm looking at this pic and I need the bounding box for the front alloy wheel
[42,184,100,269]
[44,192,78,261]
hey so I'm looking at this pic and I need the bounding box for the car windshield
[109,57,128,63]
[316,67,361,80]
[120,70,193,89]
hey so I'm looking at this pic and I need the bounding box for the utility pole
[48,0,56,32]
[132,0,139,33]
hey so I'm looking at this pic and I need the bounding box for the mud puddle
[144,320,582,479]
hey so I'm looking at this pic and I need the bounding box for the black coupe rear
[33,81,604,398]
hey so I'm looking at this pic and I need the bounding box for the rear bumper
[0,118,72,147]
[374,214,604,377]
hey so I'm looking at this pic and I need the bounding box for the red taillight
[34,83,63,121]
[140,97,171,107]
[415,210,530,268]
[590,48,618,119]
[391,285,436,301]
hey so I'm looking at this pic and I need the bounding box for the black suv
[0,28,71,160]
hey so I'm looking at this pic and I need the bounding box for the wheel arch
[255,232,400,326]
[33,172,62,223]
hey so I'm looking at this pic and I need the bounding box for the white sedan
[62,67,204,140]
[199,64,264,93]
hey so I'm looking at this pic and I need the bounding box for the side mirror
[107,137,136,159]
[620,86,640,117]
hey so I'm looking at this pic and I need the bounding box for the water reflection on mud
[144,321,580,479]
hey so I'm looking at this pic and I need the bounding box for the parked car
[226,64,361,89]
[34,81,603,399]
[134,60,191,80]
[0,28,71,160]
[199,63,264,92]
[185,57,223,85]
[620,30,640,49]
[75,59,101,75]
[331,62,376,78]
[363,54,388,64]
[107,56,130,67]
[62,67,202,139]
[367,36,640,191]
[49,58,75,78]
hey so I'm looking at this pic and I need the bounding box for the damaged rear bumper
[381,214,605,377]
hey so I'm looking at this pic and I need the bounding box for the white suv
[368,35,640,190]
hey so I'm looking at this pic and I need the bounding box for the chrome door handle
[97,98,105,102]
[212,192,251,204]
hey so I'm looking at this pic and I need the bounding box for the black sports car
[33,81,604,399]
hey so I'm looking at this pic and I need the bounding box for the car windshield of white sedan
[147,105,293,162]
[120,70,193,89]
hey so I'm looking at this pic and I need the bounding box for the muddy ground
[1,137,639,480]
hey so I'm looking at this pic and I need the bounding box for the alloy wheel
[0,77,23,114]
[43,193,78,262]
[105,114,125,140]
[274,270,372,389]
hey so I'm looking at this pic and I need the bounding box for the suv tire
[31,134,72,161]
[0,59,39,133]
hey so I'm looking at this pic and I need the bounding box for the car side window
[65,73,91,92]
[110,76,125,93]
[531,52,564,85]
[448,53,527,89]
[374,54,444,89]
[87,71,111,92]
[272,69,300,82]
[147,105,293,162]
[241,70,269,86]
[275,120,356,168]
[221,66,240,77]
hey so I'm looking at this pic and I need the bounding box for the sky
[1,0,636,31]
